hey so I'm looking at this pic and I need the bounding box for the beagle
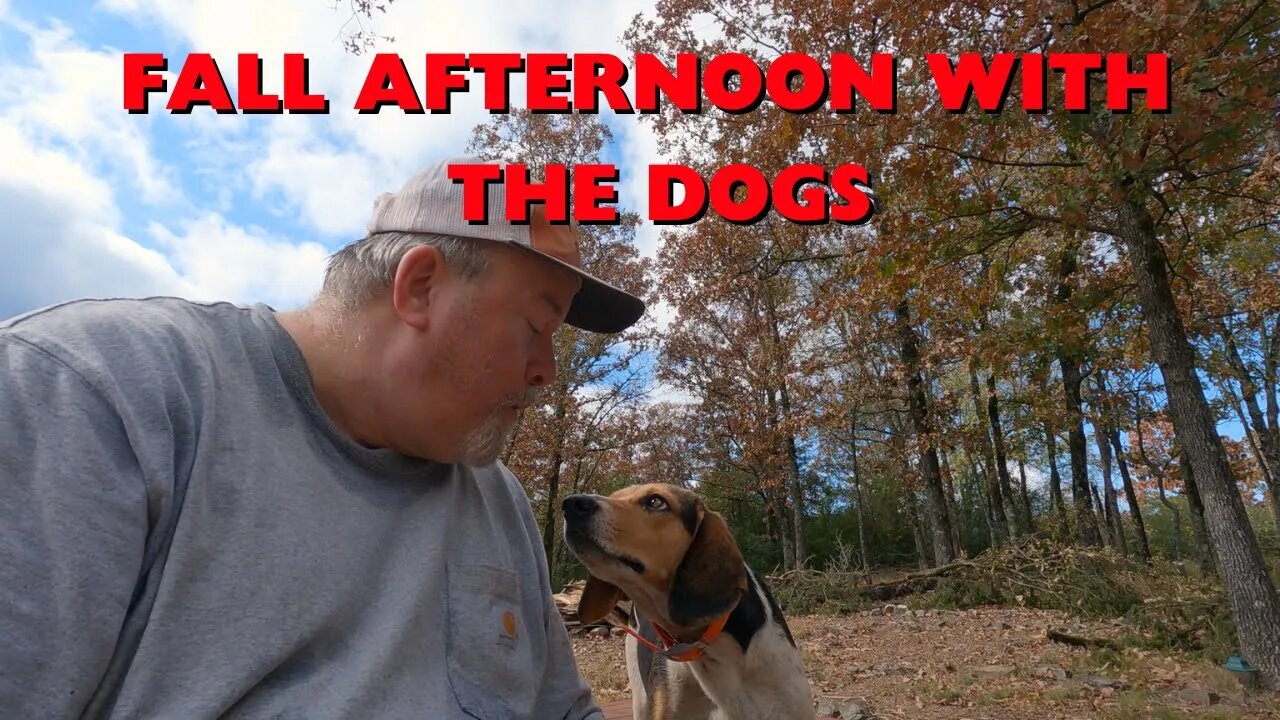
[562,483,813,720]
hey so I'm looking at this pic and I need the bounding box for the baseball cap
[366,156,646,334]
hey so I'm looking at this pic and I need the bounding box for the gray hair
[317,231,491,312]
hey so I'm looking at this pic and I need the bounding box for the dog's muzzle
[562,494,645,576]
[562,494,599,525]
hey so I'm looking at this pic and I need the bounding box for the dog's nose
[562,495,598,521]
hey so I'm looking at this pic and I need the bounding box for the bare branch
[914,142,1085,169]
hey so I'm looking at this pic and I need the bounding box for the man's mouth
[504,388,540,412]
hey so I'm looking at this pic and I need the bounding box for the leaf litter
[572,606,1280,718]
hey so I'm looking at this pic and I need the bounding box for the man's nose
[528,330,560,388]
[562,495,598,521]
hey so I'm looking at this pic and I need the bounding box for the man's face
[387,241,581,465]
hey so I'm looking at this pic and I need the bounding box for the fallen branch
[1047,627,1122,650]
[858,560,977,601]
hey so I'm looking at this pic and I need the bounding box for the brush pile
[770,540,1235,656]
[926,540,1233,654]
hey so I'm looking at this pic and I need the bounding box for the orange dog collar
[619,609,732,662]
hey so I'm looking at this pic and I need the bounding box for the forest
[344,0,1280,696]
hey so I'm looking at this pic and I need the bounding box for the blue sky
[0,0,666,321]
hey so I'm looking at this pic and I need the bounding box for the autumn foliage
[455,0,1280,689]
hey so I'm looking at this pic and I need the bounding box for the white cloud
[1018,463,1048,493]
[244,117,384,237]
[614,116,668,258]
[97,0,664,244]
[0,14,333,319]
[0,118,325,318]
[0,19,177,203]
[149,213,328,309]
[649,297,677,330]
[646,381,699,407]
[3,0,681,328]
[0,123,116,220]
[0,125,198,318]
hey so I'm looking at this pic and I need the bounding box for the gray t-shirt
[0,297,601,720]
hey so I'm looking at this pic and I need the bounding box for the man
[0,156,645,718]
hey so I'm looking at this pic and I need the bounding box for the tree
[625,0,1280,683]
[897,298,957,565]
[1096,373,1153,561]
[885,0,1280,686]
[657,213,821,569]
[1052,242,1103,546]
[1195,228,1280,527]
[330,0,399,55]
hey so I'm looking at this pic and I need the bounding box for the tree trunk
[898,299,955,566]
[1270,314,1280,526]
[1093,420,1127,555]
[938,448,963,558]
[764,282,808,569]
[1220,320,1280,529]
[1017,458,1034,533]
[763,381,797,571]
[1054,245,1102,546]
[1116,193,1280,690]
[1046,421,1070,540]
[1091,431,1114,546]
[1218,375,1280,528]
[778,488,796,571]
[849,419,869,572]
[782,387,808,569]
[971,456,999,548]
[1088,477,1108,547]
[1110,429,1151,562]
[906,492,930,570]
[1273,481,1280,533]
[971,364,1009,545]
[1224,379,1275,488]
[1266,314,1278,445]
[1060,353,1102,546]
[986,370,1026,535]
[1135,404,1183,561]
[1179,449,1216,577]
[1159,477,1184,562]
[760,489,785,571]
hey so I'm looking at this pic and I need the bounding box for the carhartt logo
[502,611,518,640]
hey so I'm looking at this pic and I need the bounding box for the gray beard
[456,366,540,466]
[458,409,515,467]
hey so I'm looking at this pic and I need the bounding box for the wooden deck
[601,699,632,719]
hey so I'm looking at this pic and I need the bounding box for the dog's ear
[668,504,746,627]
[577,576,624,625]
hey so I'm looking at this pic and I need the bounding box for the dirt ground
[570,606,1280,719]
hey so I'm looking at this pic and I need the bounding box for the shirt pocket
[445,562,539,719]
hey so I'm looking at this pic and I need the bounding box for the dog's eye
[643,495,668,511]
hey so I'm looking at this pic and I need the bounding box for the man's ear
[668,506,746,627]
[391,244,447,330]
[577,576,624,625]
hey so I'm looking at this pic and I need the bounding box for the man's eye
[643,495,668,511]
